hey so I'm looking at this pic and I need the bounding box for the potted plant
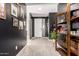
[50,29,57,46]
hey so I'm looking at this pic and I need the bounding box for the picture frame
[0,3,6,19]
[20,6,24,19]
[23,21,26,26]
[11,4,17,17]
[19,20,23,30]
[13,17,18,27]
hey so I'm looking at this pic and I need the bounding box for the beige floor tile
[17,37,60,56]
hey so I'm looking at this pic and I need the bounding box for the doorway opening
[30,14,49,38]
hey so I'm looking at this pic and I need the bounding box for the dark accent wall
[0,3,26,56]
[49,13,57,33]
[45,17,48,37]
[32,17,34,37]
[58,3,67,13]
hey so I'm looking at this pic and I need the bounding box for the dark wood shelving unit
[70,6,79,56]
[56,3,79,56]
[56,10,68,55]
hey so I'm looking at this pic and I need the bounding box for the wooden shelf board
[70,46,77,55]
[71,9,79,12]
[59,32,67,35]
[56,48,67,56]
[71,16,79,21]
[57,9,79,16]
[56,47,77,56]
[70,35,79,42]
[57,21,67,24]
[57,12,66,16]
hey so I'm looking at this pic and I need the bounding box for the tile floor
[17,37,60,56]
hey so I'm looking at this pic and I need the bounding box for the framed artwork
[20,6,24,18]
[19,21,23,30]
[13,17,18,27]
[23,21,26,26]
[11,4,17,17]
[0,3,6,19]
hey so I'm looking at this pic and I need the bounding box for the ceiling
[27,3,58,17]
[26,3,56,6]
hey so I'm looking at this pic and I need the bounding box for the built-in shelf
[71,34,79,38]
[57,12,66,16]
[56,4,68,56]
[71,16,79,21]
[58,21,67,24]
[70,8,79,55]
[56,4,79,56]
[56,48,67,56]
[70,46,77,55]
[59,32,67,35]
[71,9,79,12]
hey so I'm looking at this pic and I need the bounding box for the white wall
[34,18,43,37]
[71,4,79,10]
[42,18,45,37]
[26,3,58,44]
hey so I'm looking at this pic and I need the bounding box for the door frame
[31,16,48,38]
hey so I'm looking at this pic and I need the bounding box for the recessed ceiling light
[38,7,42,10]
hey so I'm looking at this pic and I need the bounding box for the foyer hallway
[17,37,60,56]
